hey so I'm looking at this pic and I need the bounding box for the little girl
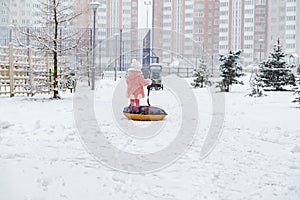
[126,59,151,106]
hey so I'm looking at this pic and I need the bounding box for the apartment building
[98,0,140,70]
[0,0,39,45]
[1,0,299,66]
[153,0,299,66]
[0,0,9,45]
[153,0,219,65]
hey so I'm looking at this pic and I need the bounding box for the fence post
[9,43,14,97]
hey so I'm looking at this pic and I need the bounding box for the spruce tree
[191,59,209,88]
[258,38,295,91]
[218,50,244,92]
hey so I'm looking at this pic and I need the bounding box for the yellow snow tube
[123,106,167,121]
[123,113,167,121]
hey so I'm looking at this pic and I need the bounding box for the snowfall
[0,73,299,200]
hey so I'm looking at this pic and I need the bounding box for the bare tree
[19,0,88,99]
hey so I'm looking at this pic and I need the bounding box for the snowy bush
[292,72,300,104]
[249,72,266,97]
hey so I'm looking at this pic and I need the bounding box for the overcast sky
[138,0,153,28]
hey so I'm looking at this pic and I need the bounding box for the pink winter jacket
[126,69,150,99]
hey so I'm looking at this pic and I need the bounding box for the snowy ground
[0,74,300,200]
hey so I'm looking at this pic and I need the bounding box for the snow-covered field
[0,74,300,200]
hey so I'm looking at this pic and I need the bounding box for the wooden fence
[0,43,50,96]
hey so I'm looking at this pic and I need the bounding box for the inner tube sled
[123,106,167,121]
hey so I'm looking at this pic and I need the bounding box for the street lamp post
[259,43,262,63]
[99,39,102,79]
[8,24,14,43]
[114,33,119,81]
[89,1,100,91]
[259,39,264,63]
[144,1,151,29]
[119,28,122,71]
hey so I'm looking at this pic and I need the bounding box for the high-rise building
[1,0,299,66]
[268,0,300,61]
[0,0,10,45]
[153,0,220,65]
[153,0,299,66]
[97,0,141,70]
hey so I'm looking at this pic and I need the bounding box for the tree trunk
[225,86,229,92]
[52,0,60,99]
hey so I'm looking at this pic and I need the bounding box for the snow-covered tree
[258,38,295,91]
[19,0,85,99]
[218,50,244,92]
[191,59,209,88]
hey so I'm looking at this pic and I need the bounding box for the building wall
[193,0,220,56]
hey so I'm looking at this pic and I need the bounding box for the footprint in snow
[0,121,14,129]
[291,145,300,153]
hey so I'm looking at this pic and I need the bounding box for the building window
[245,18,254,23]
[214,19,219,25]
[256,8,265,14]
[279,16,285,22]
[195,3,204,9]
[255,25,265,31]
[256,0,266,5]
[244,44,253,49]
[220,45,228,49]
[245,35,253,40]
[220,2,228,7]
[220,19,228,24]
[245,9,254,14]
[255,17,265,23]
[286,16,296,21]
[196,29,203,34]
[287,6,296,12]
[219,28,228,32]
[286,43,295,49]
[220,11,228,16]
[286,25,295,30]
[245,26,254,31]
[244,53,253,58]
[245,0,254,5]
[255,35,264,40]
[219,36,227,41]
[286,34,296,39]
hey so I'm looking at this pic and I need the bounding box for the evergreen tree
[191,59,209,88]
[258,38,296,91]
[218,50,244,92]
